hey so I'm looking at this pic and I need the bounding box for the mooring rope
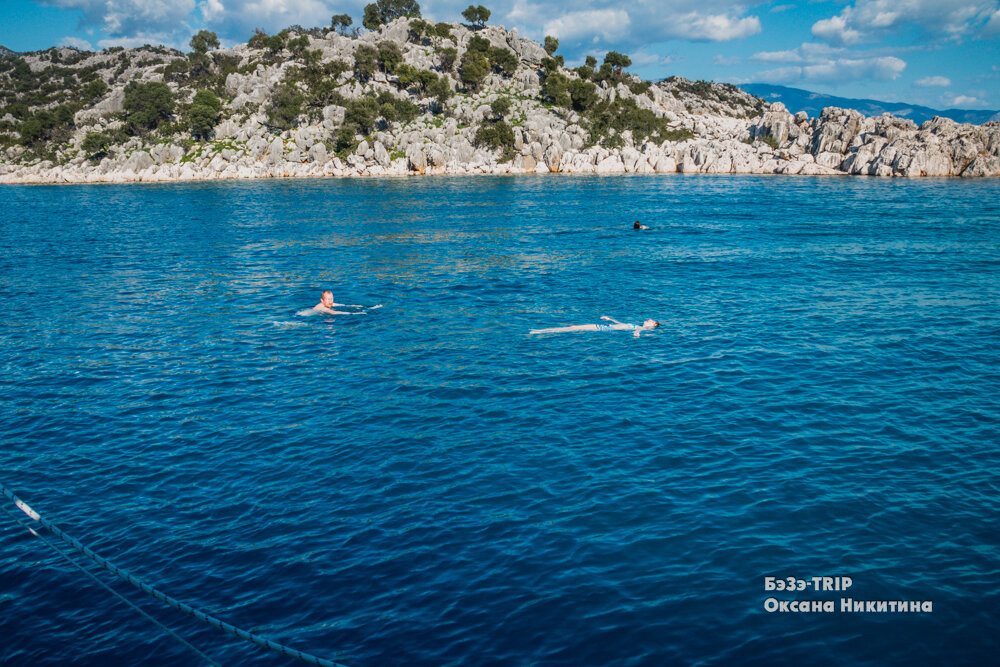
[1,504,220,666]
[1,483,347,667]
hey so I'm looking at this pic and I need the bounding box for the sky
[2,0,999,109]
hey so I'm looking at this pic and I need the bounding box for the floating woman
[530,316,660,337]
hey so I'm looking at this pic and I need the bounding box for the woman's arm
[600,316,624,325]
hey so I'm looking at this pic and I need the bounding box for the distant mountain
[743,83,1000,126]
[1,45,17,58]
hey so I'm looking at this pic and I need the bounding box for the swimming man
[301,290,367,316]
[530,316,660,337]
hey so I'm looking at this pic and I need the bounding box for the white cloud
[207,0,333,38]
[713,54,741,65]
[39,0,196,38]
[60,36,94,50]
[770,4,794,13]
[504,1,766,55]
[752,48,804,63]
[986,9,1000,33]
[811,1,1000,46]
[811,12,864,46]
[39,0,334,45]
[752,42,844,63]
[31,0,773,58]
[544,9,631,42]
[668,12,761,41]
[950,94,983,106]
[758,55,906,84]
[628,50,679,67]
[505,0,542,26]
[199,0,225,23]
[915,75,951,86]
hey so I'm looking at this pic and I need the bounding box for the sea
[1,174,998,666]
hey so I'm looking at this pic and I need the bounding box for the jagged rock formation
[751,103,1000,177]
[1,21,998,184]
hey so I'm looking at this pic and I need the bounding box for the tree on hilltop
[603,50,631,73]
[362,0,421,30]
[330,14,353,34]
[543,35,559,55]
[189,30,220,54]
[462,5,491,29]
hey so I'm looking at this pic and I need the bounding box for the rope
[1,505,220,666]
[1,483,347,667]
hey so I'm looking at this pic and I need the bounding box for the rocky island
[2,6,998,184]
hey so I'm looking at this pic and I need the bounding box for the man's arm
[314,306,364,315]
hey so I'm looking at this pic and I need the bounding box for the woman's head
[643,319,660,329]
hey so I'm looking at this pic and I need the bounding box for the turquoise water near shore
[1,175,999,665]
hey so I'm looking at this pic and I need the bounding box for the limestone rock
[374,141,391,167]
[811,107,865,156]
[124,150,154,172]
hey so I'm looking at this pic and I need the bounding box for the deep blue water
[1,175,999,666]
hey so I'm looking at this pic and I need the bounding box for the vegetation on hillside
[0,3,760,165]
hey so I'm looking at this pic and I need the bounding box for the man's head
[321,290,334,307]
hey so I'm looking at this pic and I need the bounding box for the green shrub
[408,18,432,43]
[425,75,452,107]
[543,36,559,55]
[540,71,570,107]
[376,91,420,124]
[459,51,490,91]
[354,45,378,81]
[267,82,304,130]
[758,134,780,149]
[474,119,514,160]
[567,79,597,111]
[582,96,686,147]
[629,80,652,97]
[488,46,517,76]
[287,35,310,56]
[437,46,457,71]
[333,125,358,157]
[82,79,108,103]
[377,41,403,73]
[123,80,174,133]
[490,96,511,120]
[433,22,455,42]
[344,97,379,134]
[81,130,111,159]
[163,58,189,82]
[189,89,222,140]
[467,35,490,54]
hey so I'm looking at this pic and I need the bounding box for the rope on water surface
[0,504,220,667]
[1,482,347,667]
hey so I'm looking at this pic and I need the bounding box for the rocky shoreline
[2,20,998,185]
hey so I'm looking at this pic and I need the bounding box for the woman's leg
[530,324,599,334]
